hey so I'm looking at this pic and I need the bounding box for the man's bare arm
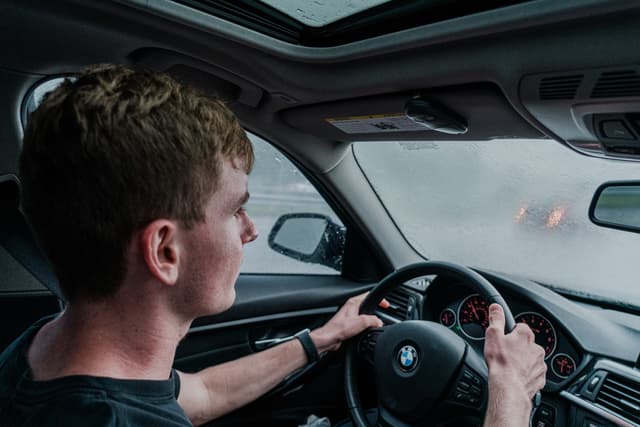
[177,293,382,426]
[483,304,547,427]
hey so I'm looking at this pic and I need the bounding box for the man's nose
[242,217,258,244]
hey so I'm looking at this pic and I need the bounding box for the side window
[242,133,345,274]
[22,76,71,127]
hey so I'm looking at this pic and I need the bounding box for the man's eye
[234,207,246,217]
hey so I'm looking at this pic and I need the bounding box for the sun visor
[281,84,543,141]
[130,48,264,107]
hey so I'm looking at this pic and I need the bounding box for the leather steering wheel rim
[344,261,517,427]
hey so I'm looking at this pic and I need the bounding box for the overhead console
[520,66,640,161]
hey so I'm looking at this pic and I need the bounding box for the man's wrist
[488,377,532,411]
[309,327,339,354]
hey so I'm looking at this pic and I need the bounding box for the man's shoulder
[0,317,191,426]
[5,395,119,426]
[0,317,52,398]
[2,377,192,426]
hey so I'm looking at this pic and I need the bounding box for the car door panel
[175,274,371,370]
[174,274,374,427]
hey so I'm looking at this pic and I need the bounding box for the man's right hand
[310,292,383,354]
[483,303,547,427]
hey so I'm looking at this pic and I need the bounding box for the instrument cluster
[431,291,581,383]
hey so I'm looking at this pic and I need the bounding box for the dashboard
[377,270,640,427]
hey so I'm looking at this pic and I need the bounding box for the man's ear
[140,220,181,286]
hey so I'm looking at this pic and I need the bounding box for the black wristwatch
[294,328,320,363]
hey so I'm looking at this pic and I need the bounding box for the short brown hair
[20,64,253,302]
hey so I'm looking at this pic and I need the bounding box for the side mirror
[589,181,640,233]
[268,213,345,271]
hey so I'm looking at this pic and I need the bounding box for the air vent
[592,70,640,98]
[382,287,418,320]
[594,373,640,425]
[539,74,583,100]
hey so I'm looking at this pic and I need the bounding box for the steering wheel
[344,261,517,427]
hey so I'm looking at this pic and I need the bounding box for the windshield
[353,139,640,309]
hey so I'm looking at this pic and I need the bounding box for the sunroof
[176,0,534,47]
[259,0,392,27]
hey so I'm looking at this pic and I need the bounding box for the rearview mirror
[589,181,640,233]
[268,213,345,271]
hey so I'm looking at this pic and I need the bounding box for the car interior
[2,1,640,426]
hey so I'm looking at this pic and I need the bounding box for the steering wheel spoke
[446,364,487,409]
[356,327,385,367]
[441,346,489,413]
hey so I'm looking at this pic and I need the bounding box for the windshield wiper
[538,282,640,316]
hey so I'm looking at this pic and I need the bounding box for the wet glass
[242,133,343,274]
[353,139,640,308]
[259,0,391,27]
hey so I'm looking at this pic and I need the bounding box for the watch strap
[294,328,319,363]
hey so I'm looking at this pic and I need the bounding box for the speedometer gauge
[515,312,557,359]
[458,294,490,340]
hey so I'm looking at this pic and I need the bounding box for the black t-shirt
[0,317,192,426]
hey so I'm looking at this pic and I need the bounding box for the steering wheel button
[537,404,555,422]
[458,381,470,390]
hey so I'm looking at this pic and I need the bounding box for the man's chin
[223,288,236,310]
[191,285,237,318]
[211,288,236,314]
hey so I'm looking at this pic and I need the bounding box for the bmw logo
[397,345,418,371]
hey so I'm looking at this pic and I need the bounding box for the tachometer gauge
[551,353,576,378]
[458,294,490,340]
[440,308,456,328]
[514,312,557,359]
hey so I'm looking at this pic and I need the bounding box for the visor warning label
[326,113,425,134]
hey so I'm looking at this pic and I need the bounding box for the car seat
[0,174,62,349]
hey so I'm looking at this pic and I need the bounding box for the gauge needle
[470,304,479,321]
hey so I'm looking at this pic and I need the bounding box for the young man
[0,64,545,426]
